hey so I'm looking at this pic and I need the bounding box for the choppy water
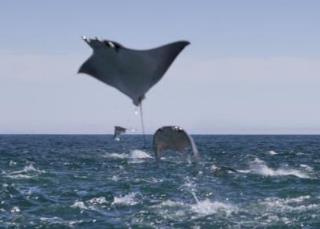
[0,135,320,228]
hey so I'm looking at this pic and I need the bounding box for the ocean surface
[0,135,320,228]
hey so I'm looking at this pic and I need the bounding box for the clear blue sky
[1,0,320,134]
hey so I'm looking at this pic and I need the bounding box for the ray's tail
[139,103,146,148]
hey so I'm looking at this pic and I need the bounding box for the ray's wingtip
[181,40,191,46]
[77,66,84,74]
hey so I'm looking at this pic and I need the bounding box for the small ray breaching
[153,126,199,163]
[113,126,126,141]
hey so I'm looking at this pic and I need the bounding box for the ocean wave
[5,164,45,179]
[238,158,311,179]
[40,216,85,227]
[71,200,88,210]
[259,195,318,213]
[10,164,45,174]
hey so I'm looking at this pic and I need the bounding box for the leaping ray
[78,37,190,106]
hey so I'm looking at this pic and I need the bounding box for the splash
[129,150,152,159]
[128,150,152,164]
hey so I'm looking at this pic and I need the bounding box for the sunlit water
[0,135,320,228]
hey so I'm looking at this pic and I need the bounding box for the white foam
[40,217,84,226]
[22,164,44,173]
[111,175,120,181]
[261,195,317,213]
[300,164,313,172]
[128,150,153,164]
[112,192,138,206]
[40,217,61,223]
[10,206,20,213]
[103,153,127,159]
[71,200,88,210]
[9,164,44,175]
[129,150,152,159]
[103,150,152,162]
[6,174,34,179]
[88,197,107,205]
[244,158,311,179]
[154,196,237,220]
[211,164,218,170]
[268,150,278,155]
[158,200,185,207]
[191,199,237,216]
[9,160,17,166]
[5,164,45,179]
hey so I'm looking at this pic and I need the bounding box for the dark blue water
[0,135,320,228]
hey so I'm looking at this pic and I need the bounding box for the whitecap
[191,199,237,216]
[88,197,107,205]
[243,158,311,179]
[10,206,20,213]
[158,200,185,207]
[103,153,128,159]
[6,174,34,179]
[151,200,187,220]
[71,200,88,210]
[5,164,45,179]
[260,196,318,213]
[40,216,61,223]
[9,164,44,174]
[268,150,278,155]
[128,150,153,164]
[111,175,120,181]
[9,160,17,166]
[300,164,313,172]
[103,150,152,162]
[211,164,218,170]
[40,217,84,226]
[129,150,152,159]
[112,192,138,206]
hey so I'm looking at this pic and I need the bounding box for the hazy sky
[1,0,320,134]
